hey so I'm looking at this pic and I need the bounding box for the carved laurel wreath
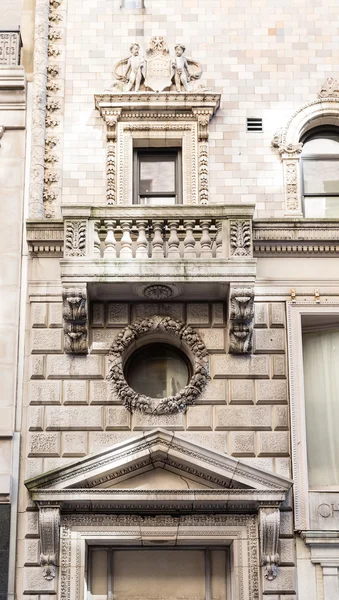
[107,316,210,415]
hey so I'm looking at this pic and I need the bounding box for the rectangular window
[302,318,339,488]
[88,547,229,600]
[134,149,182,205]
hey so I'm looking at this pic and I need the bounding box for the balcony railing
[0,30,22,66]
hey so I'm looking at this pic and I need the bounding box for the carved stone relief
[107,315,210,414]
[64,221,87,257]
[259,507,280,581]
[62,288,88,354]
[38,506,60,581]
[318,77,339,98]
[229,287,255,354]
[230,220,252,257]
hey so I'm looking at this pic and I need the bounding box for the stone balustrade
[0,31,22,66]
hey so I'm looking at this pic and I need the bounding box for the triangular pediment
[26,429,292,513]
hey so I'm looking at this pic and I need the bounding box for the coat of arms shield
[144,36,172,92]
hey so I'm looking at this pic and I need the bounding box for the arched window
[301,127,339,217]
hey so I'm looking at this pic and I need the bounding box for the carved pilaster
[230,220,252,257]
[103,109,121,205]
[272,135,303,215]
[193,109,213,205]
[62,287,88,354]
[39,506,60,581]
[228,287,254,354]
[259,507,280,581]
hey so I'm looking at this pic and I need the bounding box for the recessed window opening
[134,148,182,205]
[125,342,191,398]
[301,126,339,218]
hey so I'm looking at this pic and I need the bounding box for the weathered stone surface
[187,405,213,430]
[211,303,225,327]
[26,458,43,480]
[107,303,129,326]
[243,456,274,473]
[280,511,294,536]
[91,328,119,352]
[270,302,286,328]
[89,432,136,454]
[30,356,45,379]
[275,458,291,479]
[48,302,63,328]
[31,303,48,328]
[262,567,296,594]
[90,380,116,404]
[24,539,40,565]
[254,302,269,328]
[198,379,226,403]
[24,566,55,593]
[62,431,87,456]
[230,431,255,456]
[132,411,185,430]
[31,329,63,353]
[187,303,210,326]
[273,406,289,430]
[92,302,105,327]
[131,303,184,322]
[43,457,73,471]
[28,433,60,457]
[258,432,289,456]
[46,406,103,430]
[63,380,88,404]
[197,328,225,352]
[28,407,44,431]
[253,329,285,354]
[230,380,254,404]
[46,355,104,379]
[212,355,270,378]
[106,406,131,430]
[178,432,227,454]
[280,538,295,565]
[25,511,39,536]
[256,380,288,404]
[215,406,272,430]
[272,355,287,379]
[29,381,61,405]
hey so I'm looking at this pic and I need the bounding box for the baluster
[216,220,223,258]
[199,219,212,258]
[93,220,101,257]
[167,220,180,259]
[120,220,133,258]
[183,220,196,258]
[136,220,148,258]
[151,220,164,259]
[103,220,117,258]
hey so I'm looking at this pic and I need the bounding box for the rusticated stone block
[31,303,48,328]
[272,355,287,379]
[132,303,184,322]
[262,567,296,594]
[92,302,105,327]
[107,303,129,326]
[89,432,136,454]
[49,302,63,328]
[24,566,55,593]
[25,511,39,537]
[243,456,274,473]
[214,406,272,430]
[270,302,286,328]
[43,457,73,471]
[46,355,104,379]
[275,457,291,479]
[256,380,288,404]
[62,431,87,456]
[28,433,60,457]
[280,511,294,537]
[273,406,289,430]
[26,458,43,480]
[63,380,88,404]
[90,380,115,404]
[258,432,289,456]
[212,355,270,379]
[254,303,269,328]
[198,379,226,404]
[280,538,295,565]
[187,303,210,326]
[197,328,225,352]
[178,432,227,454]
[29,381,61,405]
[28,407,44,431]
[211,303,225,327]
[230,380,254,404]
[91,328,119,353]
[132,411,184,430]
[46,406,103,430]
[31,329,63,353]
[30,356,45,379]
[24,539,40,565]
[187,405,213,430]
[106,406,131,430]
[230,431,255,456]
[253,329,285,354]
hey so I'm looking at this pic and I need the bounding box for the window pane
[302,134,339,155]
[303,329,339,487]
[304,196,339,218]
[139,196,176,205]
[140,158,175,193]
[303,160,339,194]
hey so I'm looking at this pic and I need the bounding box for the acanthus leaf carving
[39,506,60,581]
[62,288,88,354]
[230,220,252,257]
[318,77,339,99]
[259,507,280,581]
[65,221,87,257]
[229,287,254,354]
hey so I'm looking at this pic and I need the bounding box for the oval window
[125,343,191,398]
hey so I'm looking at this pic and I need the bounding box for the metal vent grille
[246,118,263,132]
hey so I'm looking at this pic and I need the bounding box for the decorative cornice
[94,91,221,113]
[253,219,339,256]
[26,219,64,255]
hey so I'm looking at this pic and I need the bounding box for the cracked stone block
[30,356,45,379]
[29,381,61,405]
[90,380,115,404]
[273,406,289,430]
[262,566,296,594]
[230,380,254,404]
[63,380,88,405]
[270,302,286,328]
[28,433,60,457]
[211,303,225,327]
[215,406,272,430]
[230,431,255,456]
[256,380,288,404]
[28,407,44,431]
[187,303,210,326]
[107,303,129,326]
[46,355,104,379]
[212,355,270,379]
[62,431,87,456]
[132,412,185,430]
[187,405,213,430]
[197,328,225,352]
[48,302,63,328]
[198,379,226,404]
[91,328,119,353]
[31,303,48,328]
[253,329,285,354]
[272,355,287,379]
[254,302,269,328]
[46,406,103,430]
[31,329,63,353]
[106,406,131,430]
[92,302,105,327]
[258,432,289,456]
[89,432,136,454]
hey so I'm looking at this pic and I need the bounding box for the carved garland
[107,315,210,414]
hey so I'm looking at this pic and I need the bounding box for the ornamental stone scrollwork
[259,507,280,581]
[229,287,254,354]
[107,315,210,415]
[38,506,60,581]
[230,220,252,257]
[318,77,339,98]
[62,288,88,354]
[64,221,87,257]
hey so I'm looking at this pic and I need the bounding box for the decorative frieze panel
[64,220,87,257]
[0,30,22,65]
[62,288,88,354]
[230,220,252,257]
[38,506,60,581]
[259,507,280,581]
[229,287,255,354]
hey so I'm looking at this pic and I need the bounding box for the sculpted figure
[172,44,191,92]
[124,43,145,91]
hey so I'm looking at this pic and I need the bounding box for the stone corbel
[228,286,254,354]
[62,287,88,354]
[259,507,280,581]
[38,506,61,581]
[102,109,122,204]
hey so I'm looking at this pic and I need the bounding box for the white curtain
[303,329,339,487]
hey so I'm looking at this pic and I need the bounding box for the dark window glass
[134,150,181,204]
